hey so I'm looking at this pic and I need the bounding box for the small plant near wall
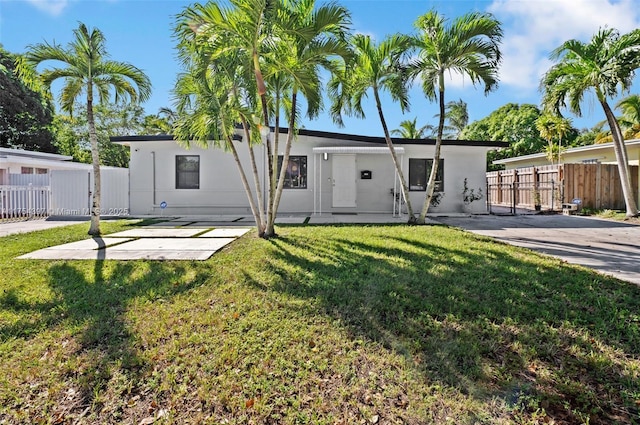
[430,192,445,207]
[462,178,483,205]
[531,186,542,211]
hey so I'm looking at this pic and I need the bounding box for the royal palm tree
[391,117,435,139]
[410,11,503,223]
[541,27,640,217]
[330,34,417,222]
[25,23,151,235]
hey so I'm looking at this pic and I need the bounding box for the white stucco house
[112,128,507,217]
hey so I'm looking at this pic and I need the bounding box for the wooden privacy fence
[487,163,639,212]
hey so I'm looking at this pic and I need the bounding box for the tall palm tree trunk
[373,87,415,223]
[418,80,445,224]
[268,91,299,236]
[602,99,638,216]
[241,120,266,234]
[87,87,102,236]
[227,137,264,234]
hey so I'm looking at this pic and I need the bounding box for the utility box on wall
[360,170,372,180]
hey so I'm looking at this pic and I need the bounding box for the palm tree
[443,98,469,139]
[330,34,417,222]
[175,0,350,238]
[173,55,266,233]
[541,27,640,217]
[535,113,573,164]
[25,23,151,235]
[617,94,640,140]
[410,11,503,223]
[391,117,436,139]
[265,0,351,236]
[175,2,268,235]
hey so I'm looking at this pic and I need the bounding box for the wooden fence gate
[487,163,639,213]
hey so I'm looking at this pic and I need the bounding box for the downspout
[151,151,156,206]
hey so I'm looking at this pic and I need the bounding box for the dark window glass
[409,158,444,191]
[277,155,307,189]
[176,155,200,189]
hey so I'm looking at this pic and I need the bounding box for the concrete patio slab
[108,228,206,238]
[199,228,252,238]
[40,237,132,250]
[111,237,235,251]
[97,250,216,261]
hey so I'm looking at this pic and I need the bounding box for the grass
[1,221,639,424]
[579,208,640,224]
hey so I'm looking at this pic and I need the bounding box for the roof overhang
[312,146,404,154]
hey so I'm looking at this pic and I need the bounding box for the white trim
[312,146,404,155]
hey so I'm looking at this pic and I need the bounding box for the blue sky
[1,0,639,137]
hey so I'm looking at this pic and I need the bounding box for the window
[277,155,307,189]
[409,158,444,191]
[21,167,34,174]
[36,168,48,174]
[176,155,200,189]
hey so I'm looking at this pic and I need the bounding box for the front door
[332,154,357,208]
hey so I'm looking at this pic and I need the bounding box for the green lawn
[1,221,639,424]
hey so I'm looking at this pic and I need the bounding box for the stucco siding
[124,134,495,216]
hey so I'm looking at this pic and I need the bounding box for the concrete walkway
[432,214,640,285]
[0,218,88,238]
[18,223,252,261]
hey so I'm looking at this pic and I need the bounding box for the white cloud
[25,0,70,16]
[488,0,640,92]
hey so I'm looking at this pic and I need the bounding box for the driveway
[432,214,640,285]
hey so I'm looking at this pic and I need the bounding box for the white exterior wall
[126,134,494,216]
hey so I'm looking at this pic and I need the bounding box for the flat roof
[312,146,405,154]
[0,147,73,161]
[493,139,640,165]
[111,127,508,148]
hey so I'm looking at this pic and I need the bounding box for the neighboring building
[491,139,640,210]
[0,147,129,218]
[0,147,95,185]
[112,128,507,216]
[493,139,640,169]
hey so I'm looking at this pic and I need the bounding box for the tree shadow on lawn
[251,226,640,424]
[1,255,209,421]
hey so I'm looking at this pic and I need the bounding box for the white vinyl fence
[0,185,51,219]
[1,169,129,220]
[50,169,129,217]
